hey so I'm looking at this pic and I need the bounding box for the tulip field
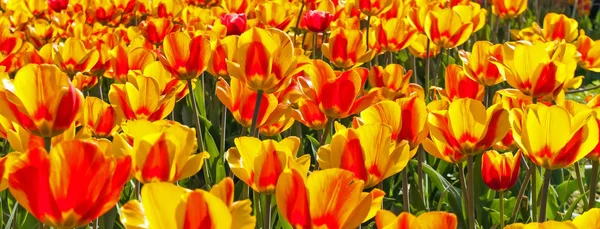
[3,0,600,228]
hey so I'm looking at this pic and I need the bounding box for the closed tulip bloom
[375,18,418,53]
[0,153,18,191]
[534,13,578,43]
[220,13,247,36]
[0,64,83,138]
[54,37,100,77]
[319,123,411,188]
[434,64,484,101]
[108,45,156,83]
[509,104,599,170]
[0,26,23,74]
[453,3,487,33]
[8,140,131,228]
[222,0,251,14]
[481,150,521,191]
[158,32,211,80]
[299,60,377,119]
[81,97,123,138]
[117,120,209,183]
[428,98,509,155]
[586,95,600,161]
[574,30,600,72]
[459,41,503,86]
[573,208,600,229]
[24,19,55,49]
[375,210,458,229]
[120,179,255,229]
[108,74,176,121]
[504,221,578,229]
[207,36,238,78]
[358,0,393,16]
[48,0,68,11]
[143,18,177,45]
[227,27,303,94]
[425,8,473,49]
[142,61,188,102]
[291,96,329,130]
[322,28,374,69]
[491,42,567,99]
[216,77,290,128]
[368,64,413,100]
[359,97,428,150]
[407,2,441,34]
[225,136,311,194]
[276,168,385,229]
[255,1,295,31]
[408,34,441,59]
[491,0,528,19]
[304,10,333,33]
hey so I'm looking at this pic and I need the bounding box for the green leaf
[204,130,224,185]
[556,180,579,205]
[306,135,320,165]
[193,78,207,118]
[409,160,465,225]
[564,190,589,220]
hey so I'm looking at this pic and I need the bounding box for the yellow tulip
[375,210,458,229]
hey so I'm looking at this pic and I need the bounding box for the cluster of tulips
[1,0,600,228]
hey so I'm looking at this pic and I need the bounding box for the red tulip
[220,13,247,36]
[304,10,332,33]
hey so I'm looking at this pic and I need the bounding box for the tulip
[120,179,255,229]
[0,153,18,191]
[142,61,188,101]
[54,37,100,77]
[481,150,520,227]
[491,41,568,99]
[509,104,598,170]
[368,64,413,100]
[80,97,123,138]
[510,26,544,42]
[220,13,247,36]
[428,98,509,155]
[158,32,211,80]
[422,136,468,164]
[291,96,329,130]
[534,13,578,43]
[276,168,384,228]
[433,64,484,102]
[374,18,418,53]
[408,34,441,59]
[226,27,303,94]
[453,2,487,33]
[304,10,332,33]
[48,0,68,11]
[0,26,23,74]
[375,210,458,229]
[222,0,251,14]
[459,41,504,86]
[359,97,429,150]
[207,36,239,78]
[143,18,177,45]
[358,0,393,16]
[8,140,131,228]
[299,60,377,119]
[216,77,290,128]
[573,208,600,228]
[0,64,83,138]
[318,123,411,188]
[322,28,374,69]
[108,44,156,83]
[586,95,600,161]
[117,119,209,183]
[24,19,55,49]
[491,0,528,19]
[407,1,441,34]
[255,1,295,31]
[108,74,176,121]
[152,0,184,18]
[504,221,578,229]
[574,30,600,72]
[424,8,473,49]
[225,136,311,194]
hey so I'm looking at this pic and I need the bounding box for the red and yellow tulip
[53,37,100,77]
[225,136,311,194]
[491,0,528,19]
[120,179,255,229]
[80,97,123,138]
[373,18,418,53]
[117,119,209,183]
[158,32,211,80]
[368,64,414,100]
[322,27,374,69]
[504,221,578,229]
[432,64,484,102]
[207,36,239,79]
[375,210,458,229]
[424,8,473,49]
[459,41,504,86]
[108,44,155,83]
[8,140,131,228]
[481,150,521,191]
[0,64,83,138]
[574,30,600,72]
[534,13,579,43]
[408,34,441,59]
[108,74,176,121]
[276,168,384,228]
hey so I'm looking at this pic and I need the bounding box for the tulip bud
[48,0,69,12]
[220,13,247,36]
[303,10,331,33]
[481,150,521,191]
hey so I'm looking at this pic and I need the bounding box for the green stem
[187,79,211,189]
[532,165,537,222]
[44,137,51,152]
[467,156,476,229]
[402,169,410,212]
[313,32,318,59]
[135,180,141,200]
[250,90,264,137]
[538,168,552,222]
[2,139,9,155]
[510,156,531,223]
[319,118,332,146]
[590,160,599,209]
[411,55,419,84]
[575,161,589,209]
[500,191,505,229]
[253,191,263,229]
[220,105,227,155]
[264,194,272,229]
[458,163,470,225]
[424,39,431,101]
[293,1,305,41]
[417,148,425,207]
[505,20,511,42]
